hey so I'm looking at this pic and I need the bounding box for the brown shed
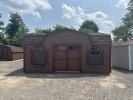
[24,28,112,73]
[0,45,23,61]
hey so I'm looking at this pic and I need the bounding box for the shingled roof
[24,28,111,46]
[0,45,23,53]
[7,45,23,53]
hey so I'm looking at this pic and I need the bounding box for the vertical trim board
[128,46,132,70]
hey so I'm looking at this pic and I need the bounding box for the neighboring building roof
[0,45,23,53]
[113,40,133,47]
[7,45,23,53]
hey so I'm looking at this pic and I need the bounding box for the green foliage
[5,13,29,47]
[6,13,28,38]
[8,26,28,47]
[54,24,64,31]
[80,28,96,33]
[0,13,4,31]
[79,20,99,33]
[112,25,132,42]
[0,33,8,45]
[35,28,53,33]
[112,0,133,42]
[0,13,7,45]
[35,24,65,33]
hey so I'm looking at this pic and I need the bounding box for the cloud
[110,0,130,8]
[62,4,76,19]
[116,0,129,8]
[0,0,52,19]
[92,12,107,20]
[62,3,115,34]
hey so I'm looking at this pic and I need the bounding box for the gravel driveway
[0,60,133,100]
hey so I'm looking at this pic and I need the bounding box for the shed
[0,45,23,61]
[112,40,133,71]
[24,28,112,73]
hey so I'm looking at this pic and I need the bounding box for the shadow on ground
[113,67,133,74]
[5,68,110,78]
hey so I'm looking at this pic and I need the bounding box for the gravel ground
[0,60,133,100]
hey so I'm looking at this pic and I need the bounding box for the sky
[0,0,130,35]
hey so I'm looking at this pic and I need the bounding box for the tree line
[0,13,28,46]
[0,13,99,47]
[0,0,132,47]
[112,0,133,42]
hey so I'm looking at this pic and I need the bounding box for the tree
[112,0,133,42]
[0,13,8,44]
[6,13,29,46]
[54,24,64,31]
[35,28,53,33]
[79,20,99,33]
[112,25,132,42]
[35,24,65,33]
[122,0,133,32]
[0,13,4,31]
[6,13,28,38]
[8,26,29,47]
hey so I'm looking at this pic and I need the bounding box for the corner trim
[128,45,132,70]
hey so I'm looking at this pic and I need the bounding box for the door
[53,44,81,71]
[67,46,81,71]
[53,45,67,71]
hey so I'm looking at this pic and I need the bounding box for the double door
[53,44,81,71]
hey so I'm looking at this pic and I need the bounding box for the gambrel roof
[24,28,111,45]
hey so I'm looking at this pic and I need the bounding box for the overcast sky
[0,0,129,34]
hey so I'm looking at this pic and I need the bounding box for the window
[58,46,67,51]
[32,48,45,65]
[68,46,79,50]
[89,47,103,65]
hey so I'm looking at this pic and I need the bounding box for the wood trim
[66,47,69,71]
[52,45,55,72]
[100,49,104,65]
[30,49,34,64]
[79,45,82,72]
[44,49,48,65]
[86,50,90,65]
[23,45,26,72]
[109,44,111,72]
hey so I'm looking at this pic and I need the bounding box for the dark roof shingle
[7,45,23,53]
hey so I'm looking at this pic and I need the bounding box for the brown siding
[12,52,23,60]
[0,45,23,61]
[24,29,111,73]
